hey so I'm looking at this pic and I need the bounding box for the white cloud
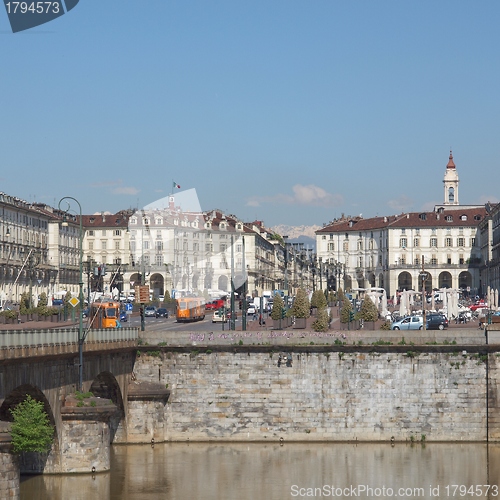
[112,186,140,195]
[246,184,343,208]
[387,195,413,213]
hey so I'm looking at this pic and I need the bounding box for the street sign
[69,297,79,308]
[125,303,133,311]
[135,285,150,303]
[419,271,430,281]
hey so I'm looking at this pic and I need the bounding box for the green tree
[340,296,353,324]
[271,294,284,321]
[9,395,54,454]
[290,288,310,318]
[19,292,30,313]
[312,307,329,332]
[310,289,327,309]
[38,292,48,308]
[359,296,379,322]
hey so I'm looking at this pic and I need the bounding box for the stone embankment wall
[134,346,500,442]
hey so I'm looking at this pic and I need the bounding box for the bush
[340,297,353,324]
[38,292,48,308]
[380,321,391,330]
[0,309,18,320]
[271,294,284,320]
[312,307,329,332]
[310,290,327,309]
[291,288,310,318]
[359,295,379,322]
[9,395,54,454]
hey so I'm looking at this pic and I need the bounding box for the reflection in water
[21,442,500,500]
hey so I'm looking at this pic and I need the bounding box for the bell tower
[443,150,459,205]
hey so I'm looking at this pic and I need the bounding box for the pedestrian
[286,353,292,367]
[277,354,282,367]
[259,314,262,325]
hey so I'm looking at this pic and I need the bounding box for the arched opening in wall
[218,274,228,292]
[89,372,125,444]
[459,271,472,297]
[149,273,164,298]
[378,274,384,290]
[344,275,353,291]
[397,272,412,291]
[439,272,452,289]
[192,272,200,291]
[204,273,212,290]
[423,276,433,294]
[129,273,141,287]
[368,273,376,287]
[0,384,59,473]
[181,274,187,290]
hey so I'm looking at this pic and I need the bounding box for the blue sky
[1,1,499,227]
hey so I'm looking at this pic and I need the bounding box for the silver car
[391,315,423,330]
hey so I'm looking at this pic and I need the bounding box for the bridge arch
[0,384,60,473]
[89,371,126,443]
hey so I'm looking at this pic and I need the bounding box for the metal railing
[0,327,138,349]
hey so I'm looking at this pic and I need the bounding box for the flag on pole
[173,181,181,189]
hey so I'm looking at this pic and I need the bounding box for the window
[460,214,467,221]
[205,243,213,252]
[445,237,452,247]
[236,244,242,252]
[322,235,326,240]
[328,242,334,251]
[414,257,420,266]
[357,241,363,250]
[101,230,106,236]
[447,254,452,264]
[88,230,94,236]
[401,229,406,234]
[419,213,427,221]
[220,244,227,252]
[459,254,464,265]
[445,215,453,222]
[155,254,163,266]
[457,237,465,247]
[430,238,437,247]
[143,241,149,250]
[88,241,94,250]
[101,240,107,250]
[470,238,476,247]
[115,230,121,236]
[400,238,407,248]
[431,255,437,265]
[330,234,334,239]
[193,243,199,251]
[115,241,120,250]
[448,187,455,203]
[156,241,163,251]
[369,240,374,250]
[343,241,349,252]
[413,238,419,247]
[400,254,406,264]
[358,257,363,267]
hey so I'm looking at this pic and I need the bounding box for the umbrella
[399,291,407,317]
[495,289,499,311]
[431,295,435,312]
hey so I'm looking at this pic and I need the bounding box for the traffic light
[140,307,144,319]
[281,308,286,319]
[349,311,355,322]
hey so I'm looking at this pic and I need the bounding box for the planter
[273,319,282,330]
[0,315,5,324]
[51,314,59,323]
[20,314,28,323]
[294,317,307,329]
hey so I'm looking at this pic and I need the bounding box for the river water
[20,442,500,500]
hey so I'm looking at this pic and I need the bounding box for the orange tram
[176,297,205,322]
[89,301,120,328]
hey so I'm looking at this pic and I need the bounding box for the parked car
[426,313,448,330]
[82,308,90,318]
[144,306,156,317]
[212,310,227,323]
[156,307,169,318]
[119,311,128,322]
[391,316,423,330]
[247,306,256,315]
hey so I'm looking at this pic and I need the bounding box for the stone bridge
[0,327,169,499]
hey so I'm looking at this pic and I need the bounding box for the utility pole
[230,234,235,330]
[419,258,429,332]
[242,236,246,331]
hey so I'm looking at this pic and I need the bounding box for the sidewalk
[0,320,77,331]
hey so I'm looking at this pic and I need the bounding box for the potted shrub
[271,294,284,329]
[310,290,327,316]
[291,287,310,329]
[312,307,329,332]
[359,295,379,330]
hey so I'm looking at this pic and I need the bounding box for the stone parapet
[0,423,19,500]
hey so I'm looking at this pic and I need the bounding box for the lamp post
[59,196,84,392]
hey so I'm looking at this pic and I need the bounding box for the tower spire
[447,149,456,169]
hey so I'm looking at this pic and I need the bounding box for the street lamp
[58,196,84,392]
